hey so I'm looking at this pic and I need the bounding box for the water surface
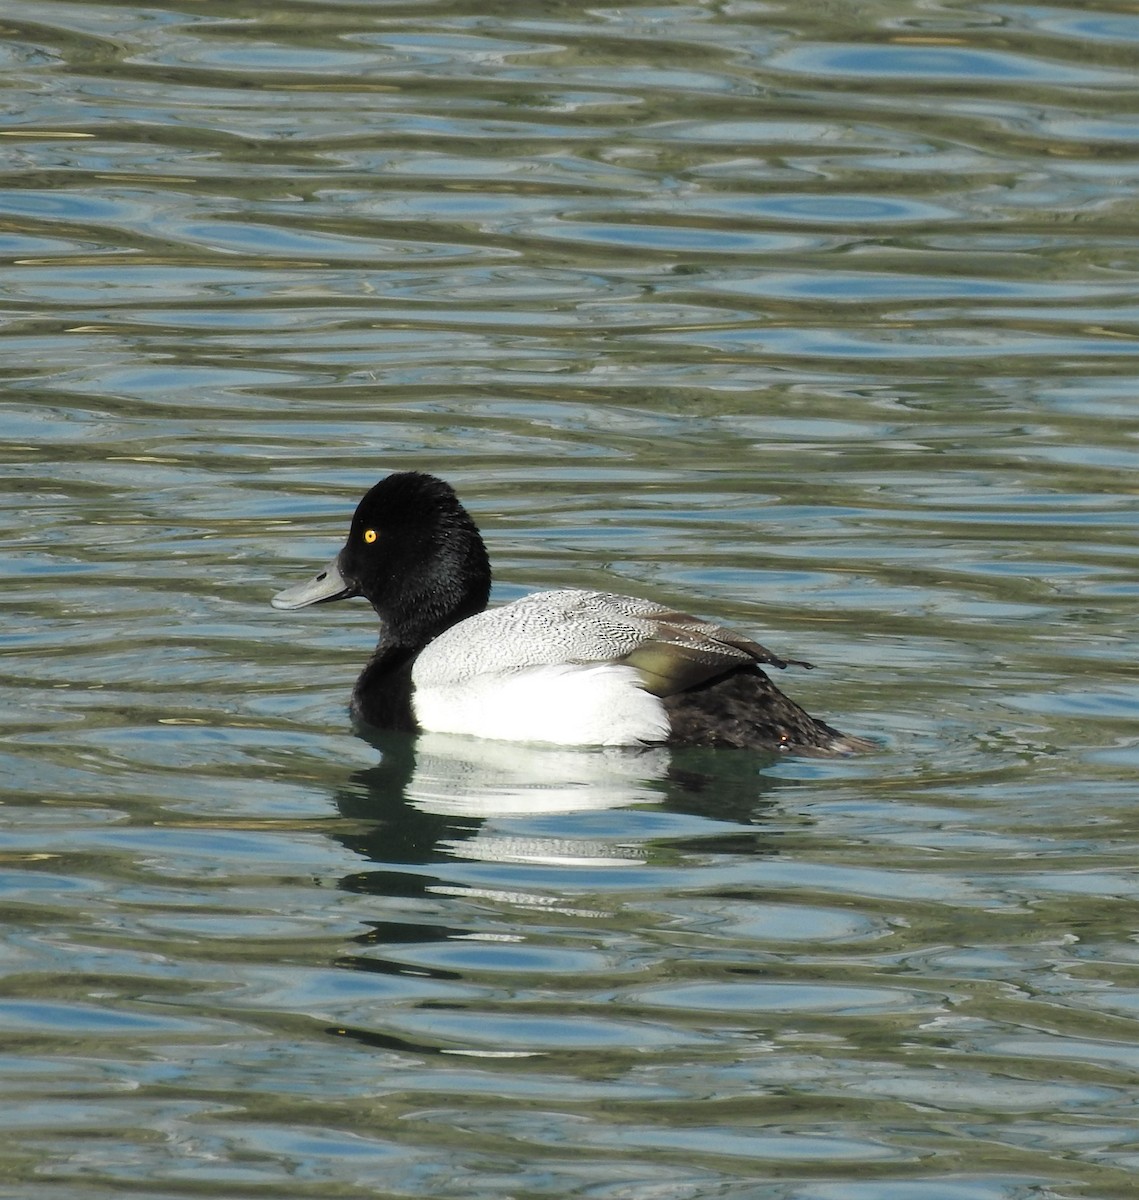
[3,0,1139,1196]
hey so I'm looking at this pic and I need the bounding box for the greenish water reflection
[2,0,1139,1196]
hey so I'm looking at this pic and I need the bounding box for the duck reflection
[322,731,804,1053]
[334,729,668,874]
[330,727,791,886]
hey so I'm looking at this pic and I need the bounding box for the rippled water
[4,0,1139,1196]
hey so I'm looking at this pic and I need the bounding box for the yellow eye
[363,529,378,544]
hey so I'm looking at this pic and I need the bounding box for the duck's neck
[371,540,491,652]
[353,577,490,732]
[351,644,418,731]
[376,584,488,654]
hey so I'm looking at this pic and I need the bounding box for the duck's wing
[415,589,810,700]
[614,603,813,697]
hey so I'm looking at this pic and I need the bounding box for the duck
[271,472,870,754]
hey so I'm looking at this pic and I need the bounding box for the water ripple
[3,1,1139,1197]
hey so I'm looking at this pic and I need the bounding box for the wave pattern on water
[3,0,1139,1196]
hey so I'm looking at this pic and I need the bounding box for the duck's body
[272,472,868,754]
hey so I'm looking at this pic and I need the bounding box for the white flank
[410,662,670,747]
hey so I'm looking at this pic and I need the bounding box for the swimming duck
[271,472,869,753]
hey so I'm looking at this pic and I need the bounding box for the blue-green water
[3,1,1139,1196]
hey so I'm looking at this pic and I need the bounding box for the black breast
[350,650,419,732]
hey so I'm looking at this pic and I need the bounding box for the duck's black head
[272,472,492,648]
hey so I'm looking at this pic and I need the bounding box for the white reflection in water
[399,731,669,825]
